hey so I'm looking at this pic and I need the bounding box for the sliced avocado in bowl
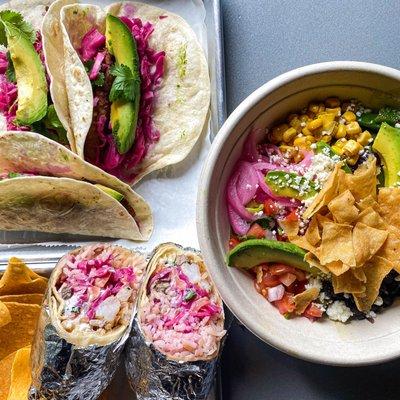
[226,238,317,275]
[372,122,400,187]
[106,14,140,154]
[94,184,124,202]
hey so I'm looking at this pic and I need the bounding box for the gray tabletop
[219,1,400,399]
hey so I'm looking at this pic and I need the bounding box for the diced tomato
[229,236,240,249]
[269,263,296,276]
[274,293,295,315]
[247,223,266,239]
[279,272,297,287]
[286,280,306,295]
[285,210,298,223]
[292,269,306,282]
[303,303,323,319]
[261,272,281,288]
[263,199,278,216]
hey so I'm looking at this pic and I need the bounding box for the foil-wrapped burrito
[29,244,146,399]
[125,243,226,400]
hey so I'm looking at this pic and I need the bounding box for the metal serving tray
[0,0,226,398]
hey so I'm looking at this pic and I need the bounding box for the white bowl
[197,61,400,366]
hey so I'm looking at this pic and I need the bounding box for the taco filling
[77,14,164,181]
[140,253,225,360]
[56,245,144,335]
[0,10,67,144]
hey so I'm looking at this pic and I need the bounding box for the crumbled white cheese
[395,123,400,128]
[374,296,383,306]
[305,276,322,291]
[302,153,337,190]
[326,301,353,323]
[365,310,377,319]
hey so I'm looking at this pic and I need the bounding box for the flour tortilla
[0,131,153,240]
[59,1,210,184]
[0,0,75,148]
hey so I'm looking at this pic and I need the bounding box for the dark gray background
[219,1,400,399]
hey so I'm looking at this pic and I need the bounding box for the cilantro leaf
[5,51,15,82]
[0,10,35,46]
[109,64,140,103]
[93,72,105,87]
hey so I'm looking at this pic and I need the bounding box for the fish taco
[55,1,210,184]
[0,131,153,240]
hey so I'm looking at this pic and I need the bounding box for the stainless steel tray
[0,0,226,398]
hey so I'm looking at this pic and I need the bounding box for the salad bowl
[197,61,400,366]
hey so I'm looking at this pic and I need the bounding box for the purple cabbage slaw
[58,252,136,320]
[80,15,165,183]
[148,266,221,333]
[0,32,46,131]
[226,128,313,236]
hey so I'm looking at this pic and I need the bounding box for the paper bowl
[197,61,400,366]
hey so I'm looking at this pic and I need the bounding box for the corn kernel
[346,121,362,136]
[270,124,288,143]
[308,103,319,114]
[343,139,363,157]
[335,124,347,139]
[331,145,344,155]
[287,114,298,123]
[325,97,341,108]
[334,138,347,149]
[326,107,341,116]
[279,145,297,157]
[321,135,332,143]
[318,113,335,128]
[305,135,316,143]
[289,118,302,131]
[357,130,372,146]
[347,156,359,166]
[302,127,312,136]
[299,114,309,123]
[283,127,298,143]
[322,121,338,136]
[293,152,304,163]
[318,103,326,113]
[307,118,323,131]
[343,111,357,122]
[293,136,308,148]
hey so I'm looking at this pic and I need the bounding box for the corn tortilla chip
[7,346,31,400]
[319,222,356,267]
[354,256,394,312]
[352,267,367,283]
[290,236,317,253]
[303,163,342,219]
[304,252,329,274]
[328,190,359,224]
[325,261,351,276]
[293,288,319,314]
[278,218,299,240]
[332,270,366,294]
[378,187,400,230]
[356,207,386,229]
[305,216,321,246]
[352,223,388,267]
[0,294,43,305]
[357,195,379,212]
[0,301,11,328]
[0,302,40,360]
[0,258,47,296]
[345,157,377,201]
[0,351,16,400]
[376,225,400,273]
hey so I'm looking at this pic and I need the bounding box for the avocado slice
[227,238,316,274]
[5,23,47,125]
[106,14,140,154]
[372,122,400,187]
[94,184,124,202]
[265,171,317,200]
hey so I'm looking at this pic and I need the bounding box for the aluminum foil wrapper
[29,297,129,400]
[125,319,219,400]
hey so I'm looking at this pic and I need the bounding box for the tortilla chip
[376,225,400,273]
[0,302,40,360]
[336,169,349,193]
[293,288,319,314]
[332,270,366,294]
[325,260,351,276]
[290,236,316,253]
[0,258,47,296]
[0,301,11,328]
[354,256,394,312]
[7,346,31,400]
[304,216,321,246]
[303,163,342,219]
[319,222,356,267]
[328,189,359,224]
[352,223,388,267]
[0,351,16,400]
[378,187,400,230]
[356,207,386,229]
[304,252,329,274]
[352,267,367,283]
[278,218,299,240]
[357,195,379,212]
[0,294,43,305]
[345,157,377,201]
